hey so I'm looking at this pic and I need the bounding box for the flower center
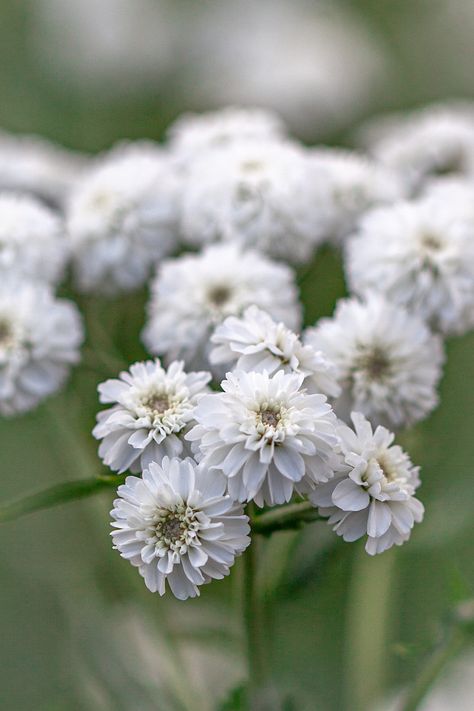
[208,285,232,306]
[142,393,170,415]
[420,232,442,252]
[160,515,184,543]
[153,505,201,553]
[356,347,390,380]
[0,318,12,344]
[260,409,280,428]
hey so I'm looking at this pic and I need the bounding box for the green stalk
[243,509,269,703]
[400,626,467,711]
[252,500,322,535]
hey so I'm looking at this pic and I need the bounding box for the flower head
[310,412,424,555]
[93,359,211,474]
[0,128,87,208]
[0,193,67,285]
[67,142,180,294]
[309,148,404,245]
[179,139,328,263]
[210,305,340,398]
[187,370,340,507]
[111,456,250,599]
[345,192,474,334]
[142,243,301,370]
[166,106,287,165]
[361,102,474,193]
[0,278,83,415]
[305,295,444,429]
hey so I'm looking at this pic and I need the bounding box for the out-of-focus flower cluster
[4,100,474,599]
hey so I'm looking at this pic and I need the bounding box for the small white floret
[187,369,340,507]
[142,243,301,370]
[111,456,250,599]
[210,305,340,398]
[310,412,424,555]
[305,294,444,429]
[94,359,211,474]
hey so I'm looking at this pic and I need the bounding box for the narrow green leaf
[0,474,125,524]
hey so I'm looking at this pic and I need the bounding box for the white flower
[179,139,328,263]
[67,142,180,294]
[310,412,424,555]
[309,148,404,245]
[166,106,287,166]
[0,193,67,285]
[0,279,83,416]
[111,456,250,599]
[0,128,87,208]
[345,193,474,335]
[187,370,340,507]
[305,295,444,429]
[184,0,389,139]
[142,243,301,370]
[93,359,211,474]
[210,305,340,398]
[361,102,474,193]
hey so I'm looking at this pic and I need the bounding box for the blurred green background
[1,1,473,709]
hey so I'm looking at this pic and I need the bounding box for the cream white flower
[0,128,87,208]
[166,106,287,165]
[185,0,389,139]
[0,193,67,285]
[187,370,340,507]
[361,102,474,193]
[93,359,211,474]
[309,148,404,245]
[142,243,301,370]
[210,305,340,398]
[111,456,250,599]
[310,412,424,555]
[67,142,180,294]
[305,295,444,429]
[0,279,83,416]
[345,193,474,335]
[179,139,328,263]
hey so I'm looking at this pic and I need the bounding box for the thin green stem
[243,509,269,703]
[0,475,125,524]
[400,626,467,711]
[252,500,322,535]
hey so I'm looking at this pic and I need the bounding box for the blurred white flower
[310,412,424,555]
[210,305,340,398]
[166,106,287,166]
[345,192,474,335]
[0,194,67,286]
[67,142,180,295]
[179,138,328,263]
[305,295,444,429]
[0,279,83,416]
[0,129,87,209]
[185,0,390,139]
[93,359,211,474]
[309,148,404,245]
[187,370,340,507]
[111,456,250,599]
[142,243,301,370]
[360,102,474,193]
[32,0,178,96]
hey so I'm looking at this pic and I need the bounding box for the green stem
[400,626,467,711]
[252,500,322,535]
[0,475,125,524]
[243,510,269,703]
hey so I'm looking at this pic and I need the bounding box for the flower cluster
[6,101,474,600]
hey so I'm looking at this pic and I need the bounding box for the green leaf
[0,474,125,524]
